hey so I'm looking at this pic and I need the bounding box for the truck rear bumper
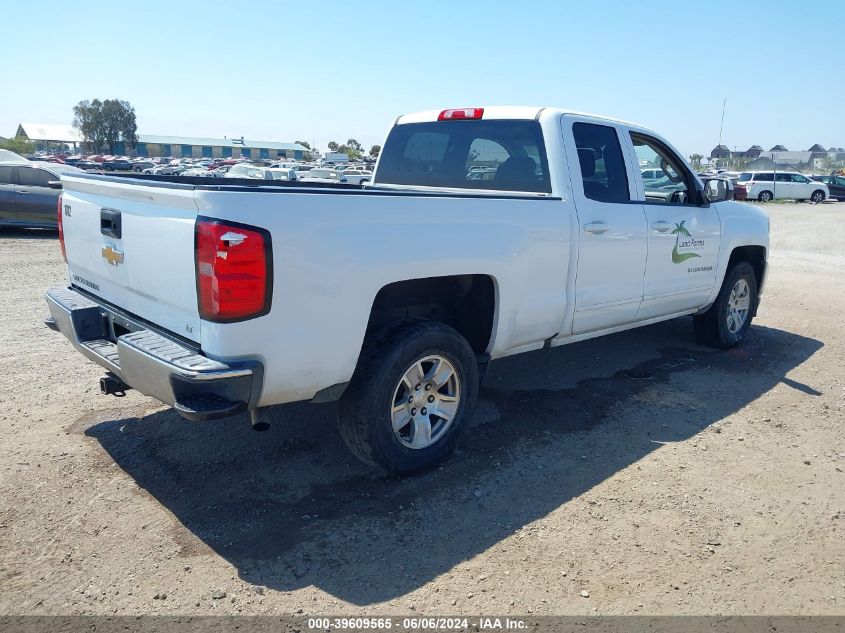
[45,286,263,421]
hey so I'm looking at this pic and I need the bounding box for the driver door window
[631,134,694,205]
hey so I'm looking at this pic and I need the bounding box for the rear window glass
[376,120,551,193]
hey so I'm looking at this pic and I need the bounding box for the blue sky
[2,0,842,156]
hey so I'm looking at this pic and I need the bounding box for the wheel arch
[364,274,498,355]
[726,245,767,315]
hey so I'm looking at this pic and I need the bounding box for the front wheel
[811,189,825,203]
[338,321,479,474]
[693,261,758,349]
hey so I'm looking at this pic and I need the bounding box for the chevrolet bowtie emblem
[102,245,124,266]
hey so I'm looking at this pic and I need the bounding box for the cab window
[18,167,54,187]
[0,166,14,185]
[572,122,629,203]
[631,133,695,204]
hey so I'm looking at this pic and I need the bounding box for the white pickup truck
[46,106,769,473]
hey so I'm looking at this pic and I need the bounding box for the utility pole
[718,98,727,149]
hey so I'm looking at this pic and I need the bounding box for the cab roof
[395,106,642,128]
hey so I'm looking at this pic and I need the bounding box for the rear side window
[376,120,551,193]
[572,122,630,203]
[756,172,774,181]
[0,166,14,185]
[18,167,53,187]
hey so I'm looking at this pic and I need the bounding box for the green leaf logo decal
[670,220,702,263]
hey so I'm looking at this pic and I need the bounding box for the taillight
[195,217,272,322]
[438,108,484,121]
[57,193,67,262]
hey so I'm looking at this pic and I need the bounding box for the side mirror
[48,180,62,189]
[704,178,732,202]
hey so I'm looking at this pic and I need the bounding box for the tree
[73,98,138,154]
[295,140,311,150]
[73,99,105,152]
[0,137,36,155]
[369,144,381,158]
[346,139,363,152]
[689,154,704,170]
[328,141,339,151]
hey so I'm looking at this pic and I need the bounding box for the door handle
[583,221,609,234]
[651,221,672,233]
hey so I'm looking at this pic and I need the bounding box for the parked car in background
[291,164,314,180]
[223,164,278,180]
[267,168,296,181]
[811,175,845,200]
[737,171,828,202]
[340,169,373,185]
[0,161,82,227]
[300,168,344,183]
[131,160,157,172]
[640,167,664,183]
[102,158,133,171]
[180,167,216,177]
[75,159,100,170]
[142,164,188,176]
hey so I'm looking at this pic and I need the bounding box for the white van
[738,171,828,203]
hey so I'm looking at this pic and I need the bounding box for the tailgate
[59,174,201,343]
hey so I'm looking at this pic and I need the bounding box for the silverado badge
[102,245,124,266]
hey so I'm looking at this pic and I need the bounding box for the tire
[758,190,773,202]
[338,320,479,474]
[693,261,758,349]
[811,189,825,203]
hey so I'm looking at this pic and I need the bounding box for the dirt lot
[0,202,843,616]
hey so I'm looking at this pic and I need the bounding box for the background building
[133,135,308,160]
[13,123,308,159]
[15,123,83,151]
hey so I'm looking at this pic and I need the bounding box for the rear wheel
[338,321,478,474]
[811,189,825,203]
[758,190,773,202]
[693,261,757,349]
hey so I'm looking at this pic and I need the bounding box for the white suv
[738,171,828,203]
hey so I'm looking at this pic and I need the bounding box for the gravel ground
[0,201,843,616]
